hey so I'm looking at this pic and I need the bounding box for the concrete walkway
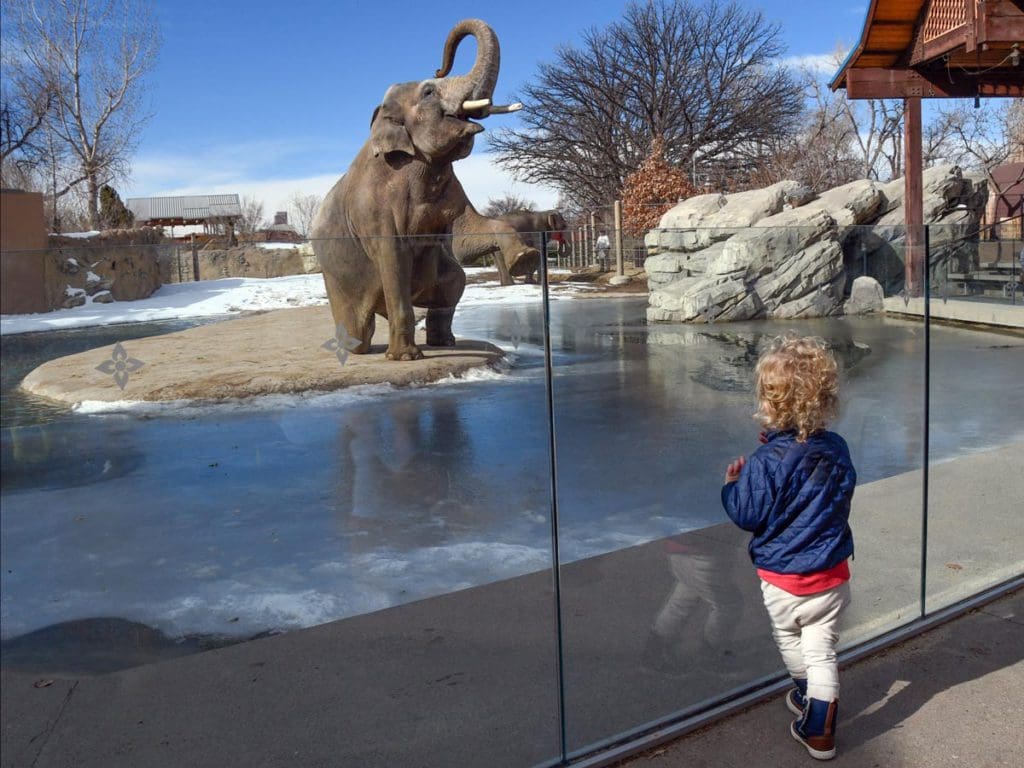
[883,296,1024,329]
[613,587,1023,768]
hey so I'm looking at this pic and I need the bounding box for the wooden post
[904,96,924,297]
[589,211,598,268]
[613,200,624,276]
[191,234,200,282]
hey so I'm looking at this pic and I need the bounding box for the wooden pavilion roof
[831,0,1024,98]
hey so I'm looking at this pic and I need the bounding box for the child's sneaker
[790,698,838,760]
[785,678,808,716]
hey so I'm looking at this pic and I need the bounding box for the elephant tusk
[462,98,491,111]
[489,102,523,114]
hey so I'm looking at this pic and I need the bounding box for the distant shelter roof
[831,0,1024,98]
[126,194,242,226]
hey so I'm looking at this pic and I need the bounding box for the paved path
[614,587,1023,768]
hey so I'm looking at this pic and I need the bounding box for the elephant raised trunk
[435,19,500,116]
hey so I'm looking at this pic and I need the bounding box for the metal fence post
[191,234,199,282]
[614,200,624,277]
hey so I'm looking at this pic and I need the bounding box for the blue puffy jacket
[721,429,856,574]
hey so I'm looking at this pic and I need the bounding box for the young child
[721,334,856,761]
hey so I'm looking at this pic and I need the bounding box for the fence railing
[1,224,1021,768]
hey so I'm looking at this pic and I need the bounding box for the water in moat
[2,297,1022,669]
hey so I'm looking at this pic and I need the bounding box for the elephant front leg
[373,243,423,361]
[493,250,513,286]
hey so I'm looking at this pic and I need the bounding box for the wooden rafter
[832,0,1024,98]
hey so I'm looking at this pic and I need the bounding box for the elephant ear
[370,105,415,159]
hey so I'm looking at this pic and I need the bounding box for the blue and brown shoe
[785,678,808,716]
[790,698,838,760]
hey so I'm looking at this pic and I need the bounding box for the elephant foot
[385,344,424,361]
[426,332,457,347]
[426,308,456,347]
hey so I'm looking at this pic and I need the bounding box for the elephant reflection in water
[333,398,490,551]
[641,533,745,675]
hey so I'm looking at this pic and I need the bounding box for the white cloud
[778,53,841,75]
[454,153,560,211]
[127,142,560,216]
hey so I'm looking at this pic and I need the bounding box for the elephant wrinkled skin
[311,19,538,361]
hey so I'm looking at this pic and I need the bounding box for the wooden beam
[915,25,970,64]
[844,67,1024,98]
[977,0,1024,46]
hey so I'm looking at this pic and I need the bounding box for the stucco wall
[0,190,48,314]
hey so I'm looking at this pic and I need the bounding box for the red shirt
[757,559,850,596]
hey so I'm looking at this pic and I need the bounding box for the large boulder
[646,164,989,324]
[799,179,884,227]
[843,276,884,315]
[645,181,809,255]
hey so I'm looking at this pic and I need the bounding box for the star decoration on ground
[96,342,145,391]
[322,324,362,367]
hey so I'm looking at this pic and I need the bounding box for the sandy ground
[19,305,503,405]
[18,267,648,407]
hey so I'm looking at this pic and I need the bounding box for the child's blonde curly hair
[754,334,839,442]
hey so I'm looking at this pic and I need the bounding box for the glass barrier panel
[1,234,562,767]
[923,225,1024,613]
[553,223,926,756]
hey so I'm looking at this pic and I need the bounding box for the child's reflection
[642,532,744,674]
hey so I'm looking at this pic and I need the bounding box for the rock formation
[645,165,987,323]
[47,228,166,310]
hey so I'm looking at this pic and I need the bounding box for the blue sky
[129,0,869,215]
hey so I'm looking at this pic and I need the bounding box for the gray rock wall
[646,165,987,324]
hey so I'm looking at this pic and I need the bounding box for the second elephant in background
[460,209,568,285]
[495,209,568,284]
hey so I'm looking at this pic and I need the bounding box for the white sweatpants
[760,580,850,702]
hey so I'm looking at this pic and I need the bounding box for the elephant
[310,19,539,361]
[459,209,568,284]
[496,209,568,283]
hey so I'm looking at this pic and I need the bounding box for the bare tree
[237,195,266,237]
[288,192,322,238]
[842,97,904,181]
[0,7,54,189]
[753,59,863,192]
[934,100,1023,170]
[934,100,1024,232]
[482,193,536,217]
[10,0,160,228]
[489,0,804,209]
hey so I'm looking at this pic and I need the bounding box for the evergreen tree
[99,184,134,229]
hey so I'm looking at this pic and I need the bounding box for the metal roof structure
[831,0,1024,98]
[126,194,242,225]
